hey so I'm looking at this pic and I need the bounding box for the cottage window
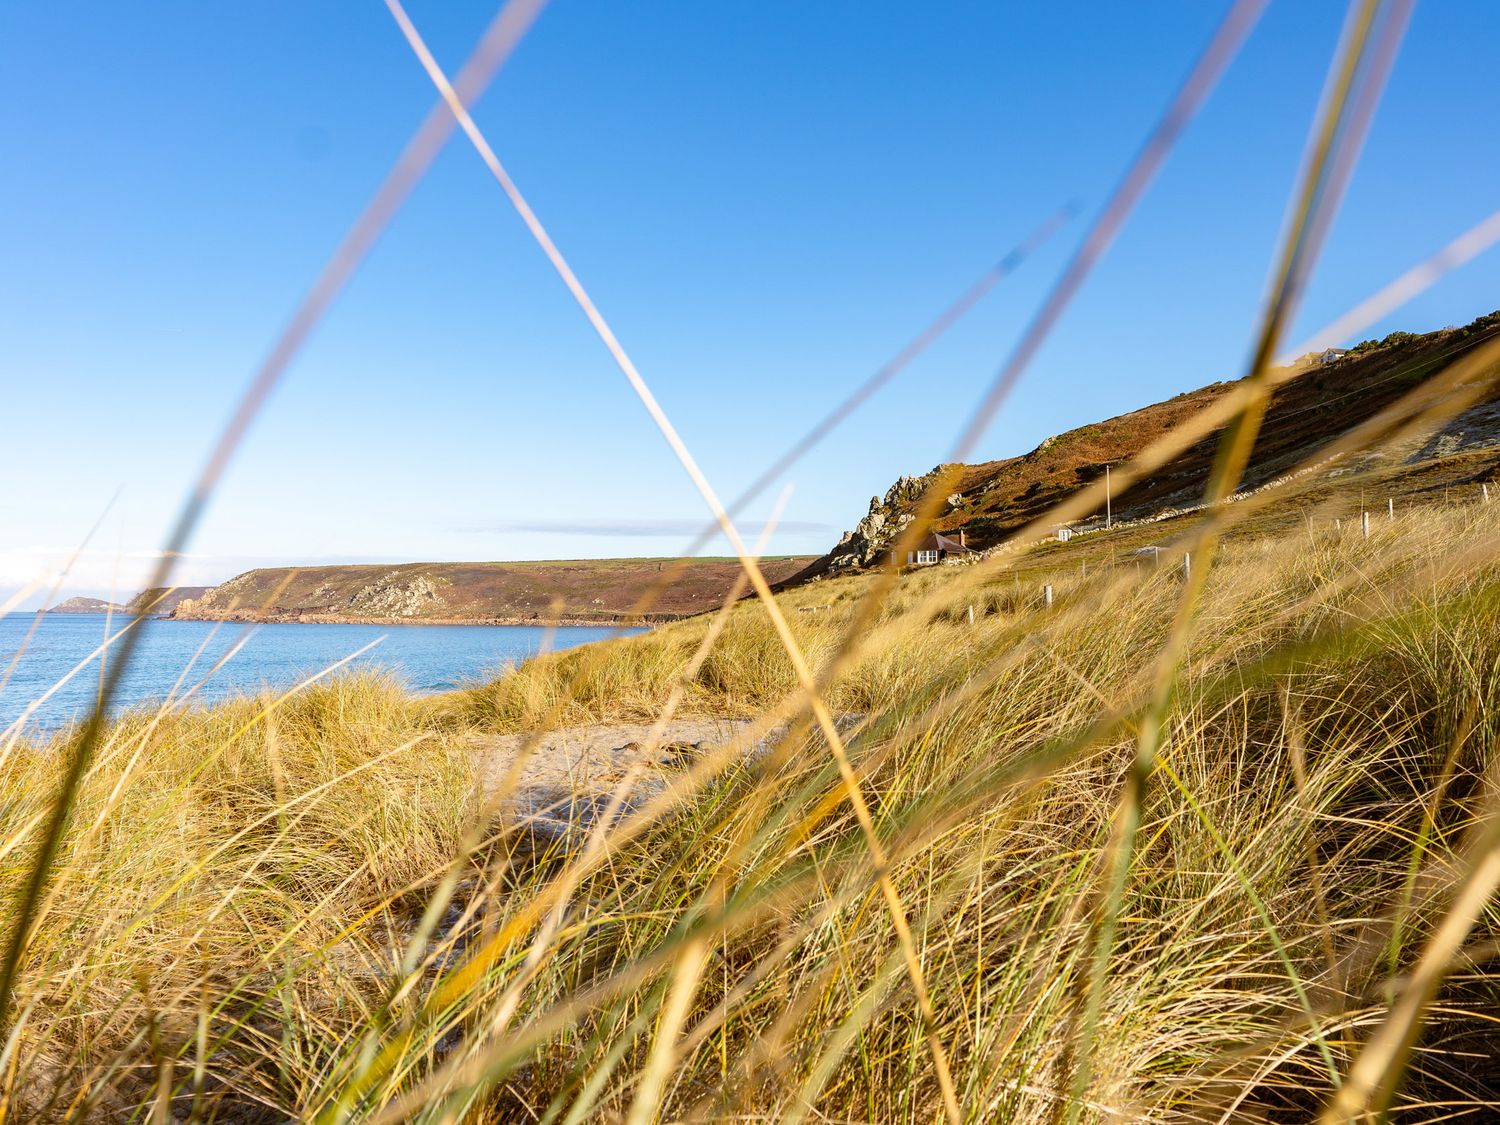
[916,550,939,565]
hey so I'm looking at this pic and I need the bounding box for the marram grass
[4,503,1500,1121]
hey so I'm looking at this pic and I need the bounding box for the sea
[0,612,639,736]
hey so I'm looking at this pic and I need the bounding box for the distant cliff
[128,587,210,615]
[51,597,130,615]
[49,587,209,616]
[170,558,818,626]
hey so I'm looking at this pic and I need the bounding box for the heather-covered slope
[826,311,1500,569]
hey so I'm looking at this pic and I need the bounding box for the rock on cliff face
[347,573,448,617]
[173,572,258,619]
[127,586,210,615]
[826,468,947,570]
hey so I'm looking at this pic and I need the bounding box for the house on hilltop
[1294,347,1349,368]
[900,530,975,566]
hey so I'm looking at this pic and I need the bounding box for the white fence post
[1043,584,1054,608]
[1484,484,1492,505]
[1362,511,1370,539]
[1183,551,1191,581]
[1388,497,1395,520]
[967,604,975,626]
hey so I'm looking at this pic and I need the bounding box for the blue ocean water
[0,613,638,735]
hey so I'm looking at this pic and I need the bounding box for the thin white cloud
[465,518,835,537]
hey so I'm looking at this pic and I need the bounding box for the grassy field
[5,494,1500,1121]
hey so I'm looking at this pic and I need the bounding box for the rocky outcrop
[1401,399,1500,463]
[173,573,258,620]
[126,586,209,615]
[346,573,448,618]
[826,468,948,570]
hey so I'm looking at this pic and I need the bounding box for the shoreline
[164,611,677,629]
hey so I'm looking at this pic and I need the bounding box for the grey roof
[912,531,974,554]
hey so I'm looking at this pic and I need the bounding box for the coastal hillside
[128,586,210,614]
[51,587,209,615]
[170,557,816,626]
[825,311,1500,569]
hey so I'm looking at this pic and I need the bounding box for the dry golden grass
[3,499,1499,1121]
[10,3,1500,1121]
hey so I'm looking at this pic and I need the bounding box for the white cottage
[900,530,975,566]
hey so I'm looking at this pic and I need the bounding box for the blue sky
[3,1,1499,602]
